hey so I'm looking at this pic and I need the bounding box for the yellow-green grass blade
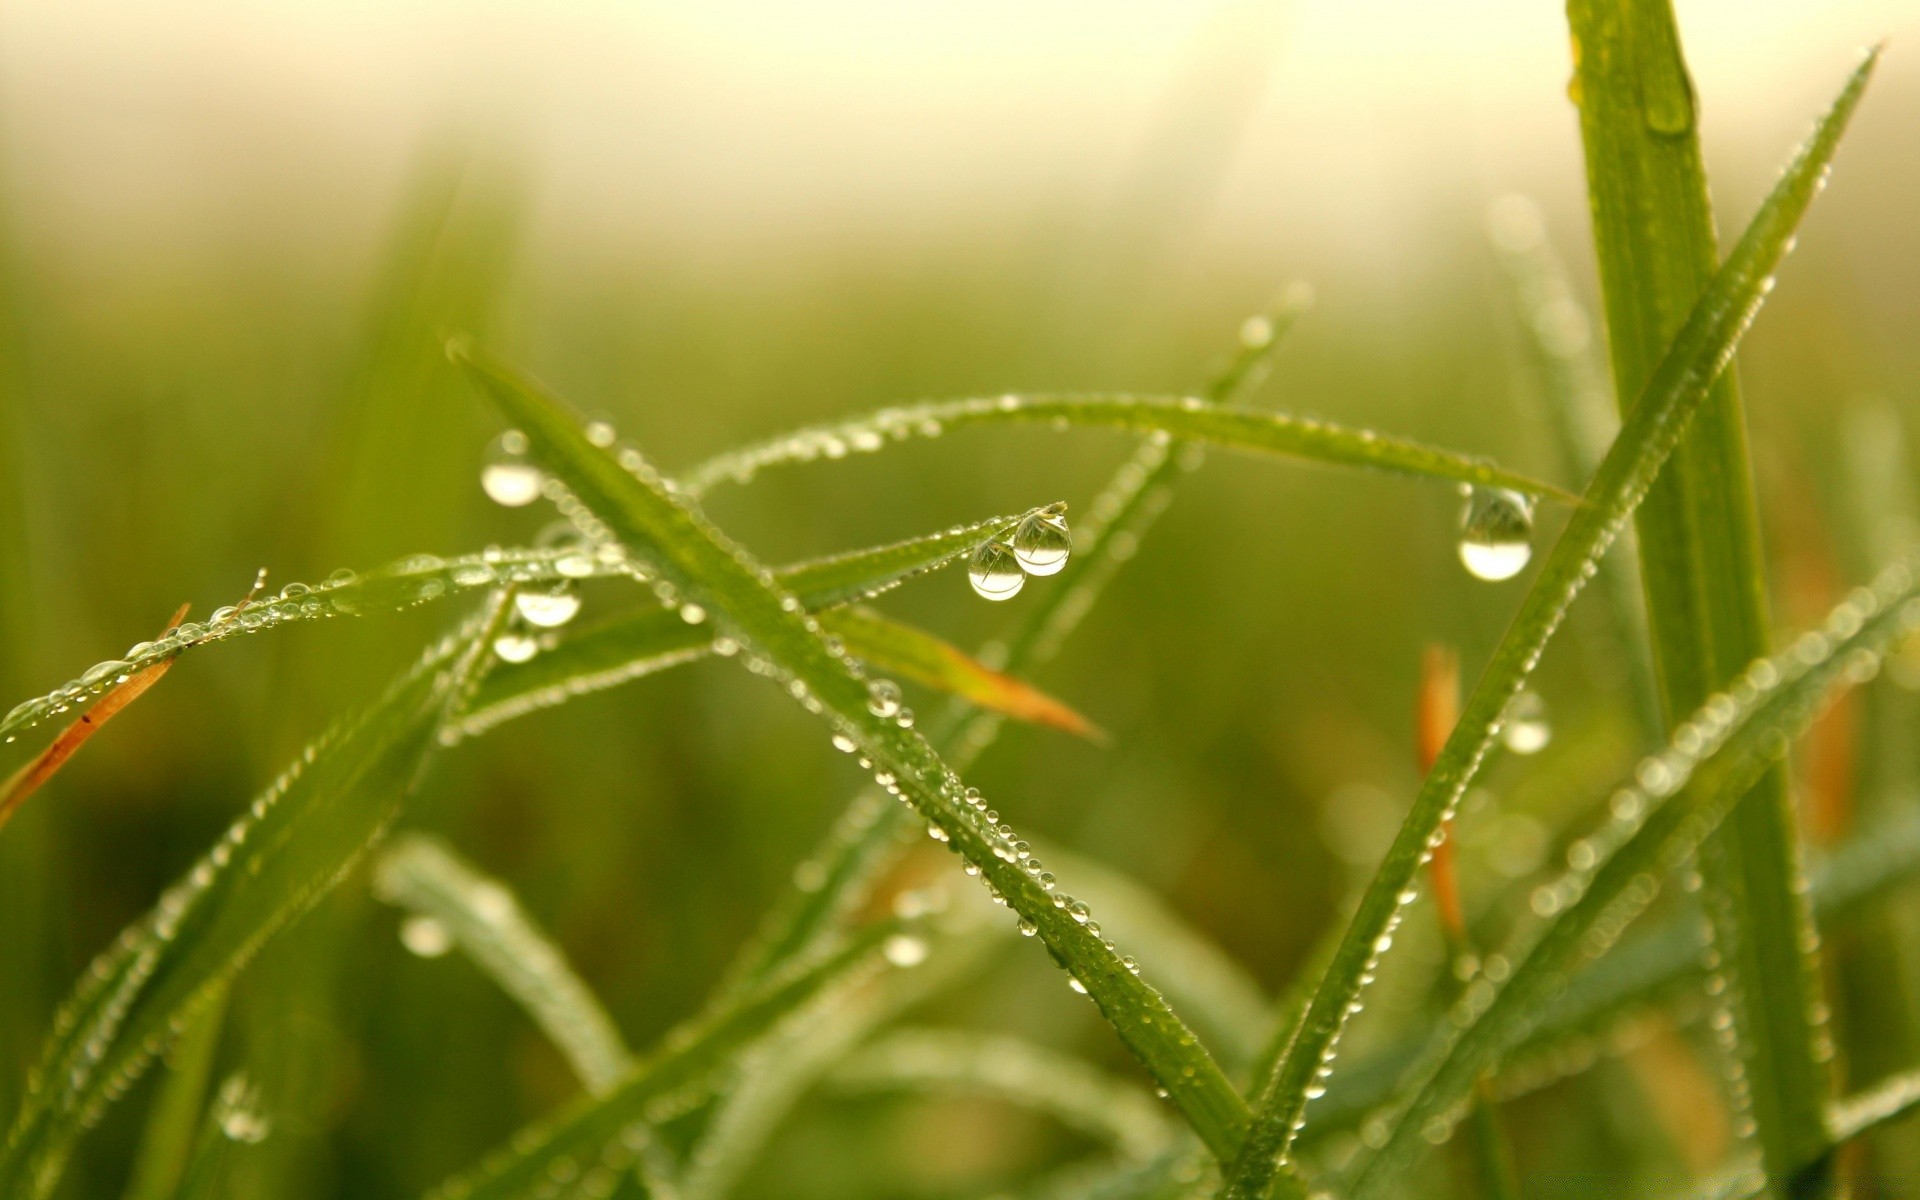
[1221,47,1878,1200]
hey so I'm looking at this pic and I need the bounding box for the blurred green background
[1,2,1918,1196]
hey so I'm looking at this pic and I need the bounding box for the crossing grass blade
[119,988,227,1200]
[1342,552,1920,1198]
[0,598,512,1200]
[679,393,1576,503]
[452,343,1254,1162]
[1221,47,1879,1200]
[452,507,1083,738]
[422,920,914,1200]
[373,835,633,1094]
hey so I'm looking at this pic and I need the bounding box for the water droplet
[1067,975,1089,995]
[1017,918,1038,937]
[515,587,581,628]
[968,541,1025,601]
[585,420,617,447]
[678,603,707,625]
[1458,486,1535,581]
[1500,690,1551,754]
[493,633,539,663]
[482,432,544,507]
[867,679,903,718]
[400,915,453,957]
[213,1073,272,1144]
[1011,508,1072,576]
[882,935,929,967]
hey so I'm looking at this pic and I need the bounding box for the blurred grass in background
[0,2,1917,1196]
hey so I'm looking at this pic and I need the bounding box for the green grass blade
[453,344,1252,1162]
[422,921,910,1200]
[1342,554,1920,1197]
[1566,12,1876,1190]
[452,505,1067,737]
[373,835,632,1094]
[829,1030,1178,1161]
[120,988,228,1200]
[0,600,508,1199]
[1221,49,1878,1200]
[679,393,1575,503]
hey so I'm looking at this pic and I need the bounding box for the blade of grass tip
[712,291,1311,1014]
[1222,49,1879,1200]
[423,919,917,1200]
[452,345,1252,1163]
[453,504,1067,738]
[120,986,228,1200]
[373,835,632,1094]
[0,596,513,1200]
[677,298,1312,1194]
[1343,551,1920,1199]
[1417,647,1521,1200]
[0,603,190,831]
[821,606,1101,740]
[829,1030,1178,1161]
[679,392,1575,504]
[1568,11,1872,1191]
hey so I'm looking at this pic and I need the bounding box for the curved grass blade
[830,1029,1177,1160]
[452,505,1064,737]
[679,393,1574,503]
[423,920,910,1200]
[820,607,1099,739]
[0,600,509,1199]
[453,344,1253,1162]
[373,834,632,1093]
[1342,554,1920,1198]
[1222,49,1879,1200]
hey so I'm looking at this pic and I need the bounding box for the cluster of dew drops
[967,504,1072,600]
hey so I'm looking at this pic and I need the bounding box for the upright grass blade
[453,345,1253,1161]
[1221,49,1877,1200]
[0,598,511,1199]
[120,988,228,1200]
[423,920,915,1200]
[1566,7,1860,1188]
[1342,552,1920,1197]
[373,835,632,1094]
[829,1029,1178,1161]
[679,393,1575,503]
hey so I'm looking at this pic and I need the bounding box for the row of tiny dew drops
[479,419,1156,996]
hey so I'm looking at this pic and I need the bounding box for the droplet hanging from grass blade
[969,541,1025,600]
[1012,507,1072,577]
[1457,486,1535,581]
[481,430,544,507]
[1500,691,1551,755]
[514,585,581,628]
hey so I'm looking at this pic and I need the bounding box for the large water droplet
[400,915,453,957]
[515,587,581,628]
[1500,690,1551,754]
[1458,486,1535,581]
[867,679,903,718]
[1011,508,1072,576]
[968,541,1025,601]
[481,432,543,507]
[493,632,539,663]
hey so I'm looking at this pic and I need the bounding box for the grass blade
[1343,553,1920,1197]
[680,393,1575,503]
[1566,8,1869,1188]
[373,835,632,1094]
[452,344,1253,1161]
[452,505,1068,737]
[0,600,509,1199]
[829,1029,1178,1161]
[1221,48,1878,1200]
[119,988,227,1200]
[423,921,911,1200]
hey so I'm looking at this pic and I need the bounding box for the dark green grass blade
[1343,553,1920,1197]
[1566,7,1869,1188]
[680,393,1575,503]
[451,506,1061,737]
[422,922,909,1200]
[1220,48,1878,1200]
[373,835,633,1094]
[0,601,507,1199]
[454,345,1252,1161]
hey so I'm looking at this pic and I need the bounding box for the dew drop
[482,433,544,507]
[968,541,1026,601]
[515,587,582,628]
[882,935,929,967]
[493,633,539,664]
[400,915,453,958]
[1457,486,1535,581]
[678,603,707,625]
[1067,975,1089,995]
[1500,690,1551,754]
[1011,508,1072,576]
[867,679,903,718]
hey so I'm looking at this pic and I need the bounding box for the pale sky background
[0,0,1912,281]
